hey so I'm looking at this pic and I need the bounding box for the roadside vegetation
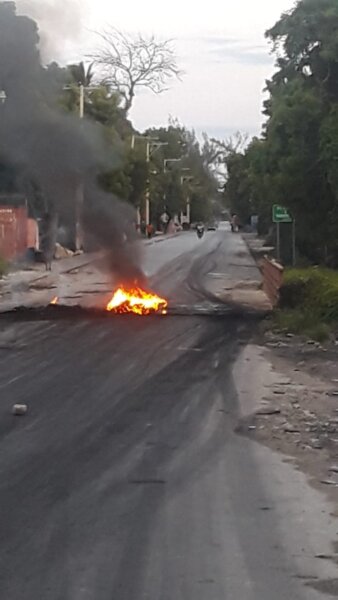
[273,268,338,341]
[202,0,338,340]
[209,0,338,268]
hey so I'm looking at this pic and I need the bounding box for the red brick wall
[0,206,28,260]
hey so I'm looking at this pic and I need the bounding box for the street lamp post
[130,135,147,229]
[132,135,168,228]
[162,159,192,226]
[79,84,85,119]
[163,159,182,221]
[146,140,168,227]
[76,85,85,251]
[181,169,193,226]
[145,141,151,228]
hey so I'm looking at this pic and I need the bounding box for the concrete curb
[242,233,275,265]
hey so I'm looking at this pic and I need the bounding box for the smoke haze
[16,0,85,62]
[0,1,144,286]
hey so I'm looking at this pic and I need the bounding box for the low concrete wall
[27,218,39,250]
[262,257,284,307]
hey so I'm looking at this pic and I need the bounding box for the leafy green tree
[68,62,94,87]
[266,0,338,102]
[143,124,219,223]
[223,0,338,264]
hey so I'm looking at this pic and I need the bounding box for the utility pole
[292,219,296,267]
[164,160,191,226]
[79,84,85,119]
[145,141,151,227]
[64,83,98,250]
[276,222,281,262]
[145,141,168,226]
[130,136,140,229]
[181,170,192,227]
[186,196,191,224]
[76,85,85,251]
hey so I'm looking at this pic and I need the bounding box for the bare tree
[90,28,183,114]
[205,132,250,167]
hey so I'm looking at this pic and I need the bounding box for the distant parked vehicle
[219,221,231,232]
[207,222,217,231]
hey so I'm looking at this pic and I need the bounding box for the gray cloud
[195,125,260,142]
[196,36,273,66]
[181,35,240,46]
[199,36,240,47]
[178,34,273,67]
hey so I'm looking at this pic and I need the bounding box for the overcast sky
[20,0,296,140]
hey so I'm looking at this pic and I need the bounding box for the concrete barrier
[262,257,284,307]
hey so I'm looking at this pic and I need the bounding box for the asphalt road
[0,230,334,599]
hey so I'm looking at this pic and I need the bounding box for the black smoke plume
[0,1,144,285]
[16,0,84,62]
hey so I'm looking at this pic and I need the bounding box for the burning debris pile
[49,287,168,315]
[106,286,167,315]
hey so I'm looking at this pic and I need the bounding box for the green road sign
[273,205,292,223]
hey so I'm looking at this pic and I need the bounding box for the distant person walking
[231,214,239,233]
[40,212,57,270]
[160,211,170,234]
[146,223,154,239]
[251,214,258,233]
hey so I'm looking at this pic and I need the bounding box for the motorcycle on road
[196,224,205,239]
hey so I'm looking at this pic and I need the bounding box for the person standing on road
[231,214,239,233]
[40,212,57,270]
[146,223,154,239]
[160,211,170,234]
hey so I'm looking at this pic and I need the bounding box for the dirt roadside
[233,232,338,509]
[234,331,338,511]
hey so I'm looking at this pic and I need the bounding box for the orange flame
[50,297,58,305]
[106,286,167,315]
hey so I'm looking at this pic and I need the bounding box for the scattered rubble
[256,405,281,416]
[54,243,74,260]
[321,480,338,487]
[237,330,338,503]
[284,423,300,433]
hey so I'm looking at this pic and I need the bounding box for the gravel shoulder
[235,332,338,508]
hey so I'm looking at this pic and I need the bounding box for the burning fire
[106,286,168,315]
[50,297,58,305]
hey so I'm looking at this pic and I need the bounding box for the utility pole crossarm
[163,157,182,173]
